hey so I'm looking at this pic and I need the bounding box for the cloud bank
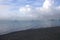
[0,0,60,20]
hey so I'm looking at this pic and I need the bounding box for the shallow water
[0,20,60,35]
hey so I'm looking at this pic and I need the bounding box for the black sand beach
[0,26,60,40]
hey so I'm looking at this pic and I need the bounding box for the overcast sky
[0,0,60,20]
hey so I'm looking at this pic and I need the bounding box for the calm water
[0,20,60,35]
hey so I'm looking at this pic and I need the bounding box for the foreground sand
[0,26,60,40]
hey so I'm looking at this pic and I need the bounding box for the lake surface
[0,20,60,35]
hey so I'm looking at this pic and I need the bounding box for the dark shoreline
[0,26,60,40]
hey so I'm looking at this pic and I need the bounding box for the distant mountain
[0,26,60,40]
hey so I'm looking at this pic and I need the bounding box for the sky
[0,0,60,35]
[0,0,60,20]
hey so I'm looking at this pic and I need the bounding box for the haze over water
[0,19,60,35]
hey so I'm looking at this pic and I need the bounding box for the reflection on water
[0,19,60,35]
